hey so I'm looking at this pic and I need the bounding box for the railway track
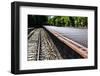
[28,27,87,61]
[28,28,62,61]
[28,28,41,61]
[40,28,62,60]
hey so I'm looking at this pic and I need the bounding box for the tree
[69,17,75,27]
[28,15,88,28]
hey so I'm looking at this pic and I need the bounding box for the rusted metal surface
[46,28,88,58]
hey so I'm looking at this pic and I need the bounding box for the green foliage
[28,15,88,28]
[48,16,88,28]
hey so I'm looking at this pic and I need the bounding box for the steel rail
[36,29,41,61]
